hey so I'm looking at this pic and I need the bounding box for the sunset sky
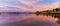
[0,0,60,12]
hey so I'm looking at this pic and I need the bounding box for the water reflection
[35,12,60,25]
[43,13,60,24]
[0,13,59,26]
[56,18,60,24]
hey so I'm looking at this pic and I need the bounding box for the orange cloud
[30,2,59,12]
[17,0,59,12]
[0,2,59,12]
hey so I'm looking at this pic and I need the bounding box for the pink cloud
[17,0,59,12]
[30,2,59,12]
[0,2,59,12]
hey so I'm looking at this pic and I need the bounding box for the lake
[0,14,60,26]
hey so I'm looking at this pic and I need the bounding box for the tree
[35,11,40,16]
[55,8,58,12]
[53,9,55,12]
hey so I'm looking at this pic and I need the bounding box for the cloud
[37,0,60,4]
[0,4,33,12]
[17,0,60,12]
[18,0,60,5]
[0,3,59,12]
[0,0,60,12]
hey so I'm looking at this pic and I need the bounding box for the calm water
[0,14,60,26]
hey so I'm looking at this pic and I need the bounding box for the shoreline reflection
[0,12,59,26]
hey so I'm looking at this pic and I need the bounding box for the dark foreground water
[0,14,60,26]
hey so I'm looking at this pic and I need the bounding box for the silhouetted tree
[55,8,58,12]
[53,9,55,12]
[35,11,40,16]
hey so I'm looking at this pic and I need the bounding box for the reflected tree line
[42,8,60,24]
[34,8,60,24]
[0,8,60,24]
[53,8,60,24]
